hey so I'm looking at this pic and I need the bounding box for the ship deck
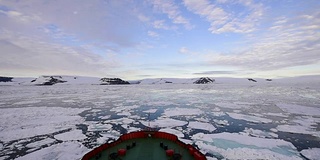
[91,137,195,160]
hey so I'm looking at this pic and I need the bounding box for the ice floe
[188,121,216,132]
[163,108,203,117]
[16,142,89,160]
[54,129,86,141]
[87,123,113,132]
[227,112,272,123]
[276,116,320,138]
[300,148,320,160]
[277,103,320,116]
[97,130,120,144]
[140,118,187,128]
[213,119,229,126]
[26,138,56,148]
[276,125,320,138]
[105,117,135,125]
[241,128,278,138]
[192,132,302,160]
[159,128,184,138]
[0,107,88,142]
[215,102,249,109]
[143,109,158,113]
[110,105,140,113]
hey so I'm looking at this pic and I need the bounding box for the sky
[0,0,319,80]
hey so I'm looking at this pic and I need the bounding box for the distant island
[0,75,319,86]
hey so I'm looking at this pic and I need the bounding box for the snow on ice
[192,132,302,160]
[188,121,216,132]
[16,142,89,160]
[0,80,320,160]
[300,148,320,160]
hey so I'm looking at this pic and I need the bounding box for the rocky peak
[248,78,257,82]
[0,76,13,82]
[193,77,215,84]
[100,78,130,85]
[31,76,67,85]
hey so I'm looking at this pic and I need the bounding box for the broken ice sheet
[140,117,187,128]
[227,112,272,123]
[0,107,88,142]
[277,103,320,116]
[300,148,320,160]
[163,107,203,117]
[16,142,89,160]
[192,132,302,160]
[54,129,87,141]
[188,121,216,132]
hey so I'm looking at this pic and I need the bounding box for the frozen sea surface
[0,84,320,160]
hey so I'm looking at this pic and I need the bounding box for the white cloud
[147,31,159,37]
[137,13,150,22]
[183,0,264,34]
[0,31,119,77]
[206,12,320,70]
[152,20,177,30]
[179,47,198,55]
[0,0,142,48]
[148,0,192,29]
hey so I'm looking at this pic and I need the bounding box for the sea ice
[0,107,87,142]
[26,138,56,148]
[196,141,302,160]
[300,148,320,160]
[97,130,120,144]
[215,102,248,109]
[143,109,158,113]
[276,125,320,138]
[16,142,89,160]
[140,118,187,128]
[13,100,41,105]
[241,128,278,138]
[192,132,302,160]
[110,105,139,113]
[159,128,184,138]
[188,121,216,132]
[163,107,203,117]
[227,112,272,123]
[54,129,87,141]
[277,103,320,116]
[87,123,113,132]
[213,119,229,126]
[105,117,135,125]
[265,112,289,118]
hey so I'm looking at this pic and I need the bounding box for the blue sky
[0,0,319,80]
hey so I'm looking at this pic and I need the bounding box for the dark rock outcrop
[193,77,215,84]
[0,76,13,82]
[32,76,67,85]
[248,78,257,82]
[43,77,66,85]
[100,78,130,85]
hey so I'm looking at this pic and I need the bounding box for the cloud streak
[193,71,237,75]
[0,31,119,77]
[183,0,264,33]
[148,0,192,29]
[206,11,320,70]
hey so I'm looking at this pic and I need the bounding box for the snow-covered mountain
[0,75,319,86]
[30,76,101,85]
[193,77,215,84]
